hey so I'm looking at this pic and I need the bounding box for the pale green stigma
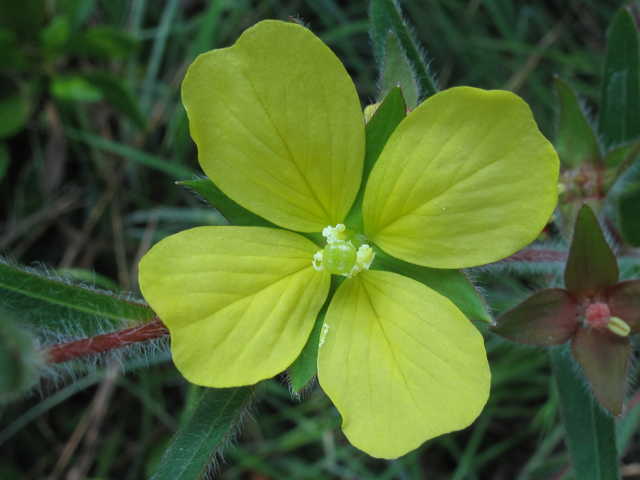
[312,224,375,278]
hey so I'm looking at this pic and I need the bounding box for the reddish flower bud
[586,303,611,329]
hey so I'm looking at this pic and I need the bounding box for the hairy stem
[45,318,169,364]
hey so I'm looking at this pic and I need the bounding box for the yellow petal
[182,21,365,232]
[318,270,490,459]
[139,227,330,387]
[363,87,559,268]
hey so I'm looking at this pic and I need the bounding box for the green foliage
[599,7,640,149]
[0,258,154,337]
[370,0,437,102]
[551,349,619,480]
[554,77,601,168]
[152,386,256,480]
[0,314,39,402]
[618,182,640,247]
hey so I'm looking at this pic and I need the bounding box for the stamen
[608,317,630,337]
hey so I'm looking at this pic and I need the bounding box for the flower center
[312,224,375,278]
[584,302,630,337]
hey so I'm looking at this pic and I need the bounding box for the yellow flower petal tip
[363,86,559,269]
[318,270,490,459]
[182,20,365,232]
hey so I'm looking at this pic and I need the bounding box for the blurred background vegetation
[0,0,639,479]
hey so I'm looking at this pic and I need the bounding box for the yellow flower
[139,20,559,459]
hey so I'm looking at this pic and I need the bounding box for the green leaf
[490,288,578,345]
[0,142,10,183]
[603,140,640,191]
[550,348,620,480]
[41,16,71,55]
[370,0,437,102]
[69,26,139,59]
[380,32,418,109]
[177,178,324,245]
[0,91,29,139]
[0,313,39,402]
[178,179,278,229]
[151,386,256,480]
[554,76,601,168]
[0,258,154,337]
[0,29,27,70]
[83,72,146,130]
[50,75,104,103]
[618,182,640,247]
[371,247,491,323]
[598,7,640,149]
[289,276,343,395]
[564,204,619,296]
[344,86,406,232]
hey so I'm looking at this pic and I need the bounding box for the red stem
[46,318,169,364]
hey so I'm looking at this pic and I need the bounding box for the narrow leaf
[551,348,620,480]
[598,7,640,148]
[151,386,256,480]
[564,204,619,296]
[571,328,630,416]
[618,182,640,247]
[371,246,491,322]
[554,76,600,168]
[289,276,344,395]
[370,0,437,102]
[491,288,578,345]
[344,86,406,232]
[380,32,418,109]
[0,258,154,337]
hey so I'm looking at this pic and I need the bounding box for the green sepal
[603,140,640,191]
[598,7,640,149]
[371,246,491,323]
[564,204,619,296]
[344,87,406,232]
[490,288,577,345]
[289,275,344,395]
[177,178,324,245]
[550,348,620,480]
[0,257,154,337]
[151,385,257,480]
[380,32,418,110]
[554,76,600,168]
[618,181,640,247]
[369,0,437,103]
